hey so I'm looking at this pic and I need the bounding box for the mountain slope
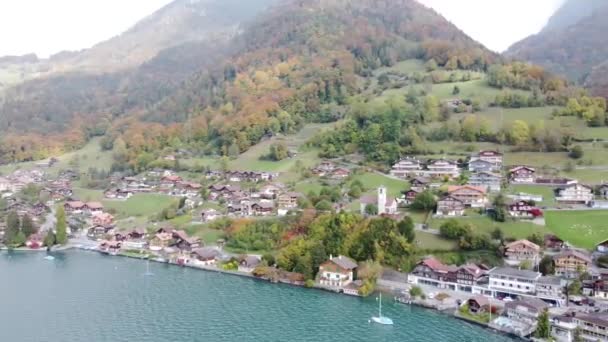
[506,0,608,83]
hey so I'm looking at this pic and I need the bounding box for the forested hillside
[506,0,608,87]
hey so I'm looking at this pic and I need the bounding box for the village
[2,149,608,341]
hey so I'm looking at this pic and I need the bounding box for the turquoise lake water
[0,251,515,342]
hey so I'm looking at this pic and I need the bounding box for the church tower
[377,186,386,215]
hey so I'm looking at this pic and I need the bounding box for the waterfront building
[536,276,566,305]
[191,247,220,266]
[488,267,541,296]
[318,255,358,288]
[572,313,608,341]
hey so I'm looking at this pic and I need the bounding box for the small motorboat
[43,255,55,261]
[371,293,394,325]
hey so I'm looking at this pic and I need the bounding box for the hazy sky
[0,0,564,57]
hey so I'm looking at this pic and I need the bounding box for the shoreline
[2,246,521,340]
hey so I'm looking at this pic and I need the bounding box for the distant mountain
[506,0,608,84]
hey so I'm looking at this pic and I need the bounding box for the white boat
[43,255,55,261]
[371,293,393,325]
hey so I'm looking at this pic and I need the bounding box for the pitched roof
[86,202,104,210]
[488,267,540,280]
[468,295,490,308]
[553,249,592,263]
[192,247,219,260]
[330,255,357,270]
[448,185,486,194]
[505,298,548,313]
[505,239,541,252]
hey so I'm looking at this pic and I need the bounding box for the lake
[0,251,515,342]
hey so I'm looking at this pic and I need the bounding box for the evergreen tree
[573,327,583,342]
[4,211,20,244]
[21,214,37,237]
[55,207,68,245]
[397,217,416,243]
[534,308,550,338]
[43,231,56,247]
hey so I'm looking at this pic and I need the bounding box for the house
[277,192,301,209]
[474,150,503,166]
[410,177,431,188]
[553,250,592,278]
[456,264,487,290]
[572,313,608,341]
[251,202,274,216]
[468,159,498,173]
[360,186,397,215]
[87,224,114,238]
[504,298,548,325]
[468,171,502,192]
[600,184,608,199]
[508,200,542,219]
[331,168,351,179]
[126,228,146,241]
[544,234,565,250]
[312,161,336,176]
[447,185,488,208]
[466,295,490,314]
[191,247,220,266]
[259,184,283,199]
[536,276,565,304]
[426,159,460,178]
[402,187,423,205]
[161,175,182,187]
[389,157,422,178]
[318,255,358,288]
[99,241,121,254]
[25,233,43,249]
[239,255,262,273]
[555,183,594,205]
[509,166,536,184]
[92,212,114,226]
[172,230,201,251]
[150,231,174,250]
[201,209,221,222]
[436,196,465,217]
[85,202,104,215]
[104,188,133,200]
[504,240,540,263]
[409,257,458,289]
[64,201,86,214]
[488,267,541,295]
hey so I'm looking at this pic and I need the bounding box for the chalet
[312,161,336,177]
[468,159,497,173]
[104,188,133,200]
[571,313,608,341]
[208,184,241,199]
[447,185,488,208]
[251,202,274,216]
[201,209,221,222]
[426,159,460,178]
[504,298,548,325]
[149,231,174,250]
[436,196,465,217]
[92,212,114,226]
[410,177,431,188]
[474,150,503,165]
[508,200,543,219]
[277,192,301,209]
[360,186,397,215]
[389,157,422,178]
[64,201,86,214]
[553,250,592,278]
[409,257,457,288]
[87,224,114,238]
[239,255,262,273]
[402,187,423,205]
[318,255,358,288]
[331,167,351,179]
[504,240,541,263]
[126,228,146,241]
[509,166,536,184]
[456,264,487,290]
[468,171,502,192]
[161,175,182,187]
[466,295,490,314]
[544,234,565,250]
[99,241,121,254]
[172,230,201,251]
[191,247,220,266]
[555,183,593,205]
[85,202,104,215]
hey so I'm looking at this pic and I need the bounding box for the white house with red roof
[318,255,358,288]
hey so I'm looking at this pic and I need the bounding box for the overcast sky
[0,0,564,57]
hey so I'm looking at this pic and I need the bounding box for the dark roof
[488,267,540,280]
[468,295,489,307]
[505,298,547,313]
[330,255,357,270]
[537,276,563,286]
[576,314,608,327]
[191,247,219,260]
[553,250,592,263]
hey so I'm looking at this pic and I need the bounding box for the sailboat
[371,293,394,325]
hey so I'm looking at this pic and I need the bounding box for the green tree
[315,200,333,211]
[12,231,26,247]
[4,211,20,244]
[534,308,551,339]
[509,120,530,145]
[348,185,362,199]
[293,254,313,280]
[364,204,378,216]
[268,142,289,161]
[55,206,68,245]
[410,191,436,211]
[490,227,504,241]
[425,58,438,72]
[43,231,56,247]
[452,85,460,95]
[397,217,416,243]
[20,214,37,237]
[539,256,555,276]
[573,327,583,342]
[569,145,584,159]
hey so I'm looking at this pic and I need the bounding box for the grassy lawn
[349,172,408,197]
[545,210,608,250]
[427,215,549,240]
[415,231,458,251]
[73,188,104,202]
[373,59,425,75]
[294,179,326,195]
[404,209,430,224]
[507,185,556,207]
[455,106,560,130]
[103,194,177,218]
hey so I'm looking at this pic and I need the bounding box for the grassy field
[427,215,549,240]
[103,194,177,218]
[507,185,556,207]
[545,210,608,249]
[415,231,458,251]
[373,59,426,75]
[72,188,104,202]
[349,172,408,197]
